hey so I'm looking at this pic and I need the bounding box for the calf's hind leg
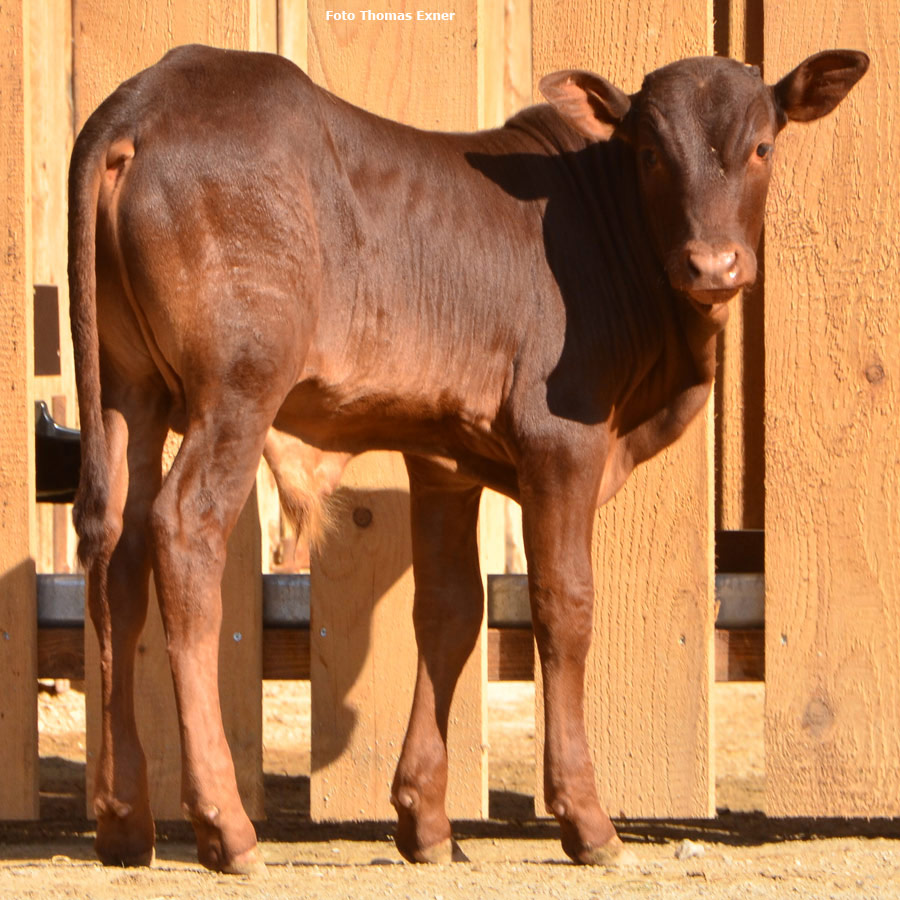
[391,457,484,863]
[85,395,168,867]
[148,395,281,874]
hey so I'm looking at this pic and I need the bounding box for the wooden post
[0,0,38,821]
[78,0,266,821]
[278,0,308,69]
[31,0,77,575]
[532,0,716,819]
[764,4,900,815]
[307,0,485,821]
[713,0,766,532]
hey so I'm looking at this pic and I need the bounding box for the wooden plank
[310,455,486,820]
[29,0,74,396]
[488,629,533,682]
[262,628,311,680]
[87,489,264,820]
[310,453,416,820]
[50,397,73,573]
[307,0,477,132]
[71,0,256,129]
[217,491,264,817]
[714,0,766,533]
[764,5,900,816]
[0,0,38,821]
[715,630,764,682]
[252,0,278,54]
[278,0,308,69]
[306,1,484,822]
[502,0,532,119]
[31,0,77,577]
[41,624,764,684]
[532,0,715,820]
[478,0,505,128]
[38,629,86,681]
[77,0,264,821]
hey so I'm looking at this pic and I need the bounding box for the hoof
[221,845,267,877]
[190,803,263,875]
[96,845,156,868]
[94,798,156,868]
[403,837,468,864]
[577,835,638,867]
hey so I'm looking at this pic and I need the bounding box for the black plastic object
[35,401,81,503]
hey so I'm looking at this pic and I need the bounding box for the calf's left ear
[539,70,632,141]
[774,49,869,125]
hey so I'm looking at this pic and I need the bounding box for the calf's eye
[640,147,658,169]
[755,142,773,159]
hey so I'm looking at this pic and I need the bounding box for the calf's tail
[68,133,111,566]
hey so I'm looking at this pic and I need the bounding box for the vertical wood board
[307,0,485,820]
[307,0,477,132]
[278,0,308,69]
[0,0,38,821]
[532,0,716,819]
[78,0,264,820]
[714,0,766,532]
[72,0,256,129]
[87,485,264,820]
[32,0,77,574]
[764,2,900,816]
[310,453,416,820]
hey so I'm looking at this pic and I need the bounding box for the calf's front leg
[520,457,635,866]
[391,458,484,863]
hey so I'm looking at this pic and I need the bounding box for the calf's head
[540,51,869,306]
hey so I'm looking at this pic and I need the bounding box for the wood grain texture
[307,0,477,132]
[310,453,417,821]
[29,0,74,400]
[252,0,278,53]
[477,0,533,129]
[478,0,504,128]
[87,489,264,820]
[714,0,766,532]
[532,0,716,819]
[502,0,532,119]
[72,0,255,129]
[532,0,709,94]
[278,0,308,69]
[31,1,78,575]
[77,1,264,820]
[763,2,900,816]
[306,1,485,822]
[39,625,763,684]
[311,452,487,821]
[0,0,38,821]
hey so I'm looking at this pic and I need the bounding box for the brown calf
[69,45,868,873]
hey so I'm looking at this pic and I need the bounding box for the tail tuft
[262,431,347,553]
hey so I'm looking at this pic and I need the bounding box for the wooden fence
[1,0,897,826]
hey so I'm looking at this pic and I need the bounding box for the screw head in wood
[353,506,373,528]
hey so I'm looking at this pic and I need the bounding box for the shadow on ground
[3,760,900,860]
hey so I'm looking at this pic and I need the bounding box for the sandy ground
[2,680,900,898]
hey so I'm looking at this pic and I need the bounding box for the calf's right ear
[773,50,869,125]
[539,70,632,141]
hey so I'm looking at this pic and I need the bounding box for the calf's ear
[539,70,632,141]
[774,50,869,125]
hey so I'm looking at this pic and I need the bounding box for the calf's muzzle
[673,239,757,303]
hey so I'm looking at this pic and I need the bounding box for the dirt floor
[3,680,900,898]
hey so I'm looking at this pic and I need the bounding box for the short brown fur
[69,45,867,871]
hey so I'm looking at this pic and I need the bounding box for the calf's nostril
[686,254,703,279]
